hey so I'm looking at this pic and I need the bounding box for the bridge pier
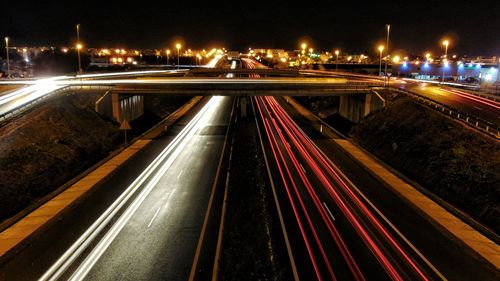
[339,92,384,123]
[95,91,144,123]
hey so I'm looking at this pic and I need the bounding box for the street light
[4,37,10,78]
[441,40,450,83]
[335,49,340,72]
[166,49,171,66]
[176,43,181,69]
[76,24,82,74]
[384,24,390,79]
[196,53,201,66]
[378,45,384,76]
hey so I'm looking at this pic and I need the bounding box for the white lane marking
[177,169,184,179]
[322,202,336,221]
[299,163,306,174]
[147,207,162,228]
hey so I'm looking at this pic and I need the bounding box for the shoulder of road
[285,96,500,269]
[0,96,203,257]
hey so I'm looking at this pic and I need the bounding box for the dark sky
[1,0,499,56]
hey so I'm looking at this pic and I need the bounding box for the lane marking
[177,169,184,179]
[299,163,306,174]
[147,207,162,228]
[322,202,336,222]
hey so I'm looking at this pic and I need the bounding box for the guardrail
[381,87,500,139]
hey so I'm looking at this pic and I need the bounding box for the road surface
[0,95,234,281]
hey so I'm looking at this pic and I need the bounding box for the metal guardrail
[382,87,500,139]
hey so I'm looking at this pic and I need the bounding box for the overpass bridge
[67,77,381,96]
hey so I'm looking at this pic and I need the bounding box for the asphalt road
[80,96,233,281]
[0,95,234,280]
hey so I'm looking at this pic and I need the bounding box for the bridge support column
[339,93,385,123]
[95,92,144,123]
[112,92,120,122]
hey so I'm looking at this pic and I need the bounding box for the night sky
[1,0,499,56]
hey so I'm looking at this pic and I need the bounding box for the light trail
[205,54,223,68]
[39,96,226,281]
[445,88,500,110]
[0,77,66,117]
[75,69,188,79]
[254,94,435,280]
[267,96,429,280]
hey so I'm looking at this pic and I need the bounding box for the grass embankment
[0,93,190,223]
[350,94,500,234]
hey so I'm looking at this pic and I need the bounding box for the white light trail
[205,54,222,68]
[0,77,66,116]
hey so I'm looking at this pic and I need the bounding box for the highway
[254,96,446,280]
[243,58,499,280]
[273,96,499,281]
[0,95,234,280]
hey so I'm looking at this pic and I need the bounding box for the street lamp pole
[335,50,340,72]
[378,45,384,77]
[5,37,10,78]
[76,24,82,74]
[442,40,449,83]
[166,49,170,66]
[176,43,181,69]
[384,24,390,79]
